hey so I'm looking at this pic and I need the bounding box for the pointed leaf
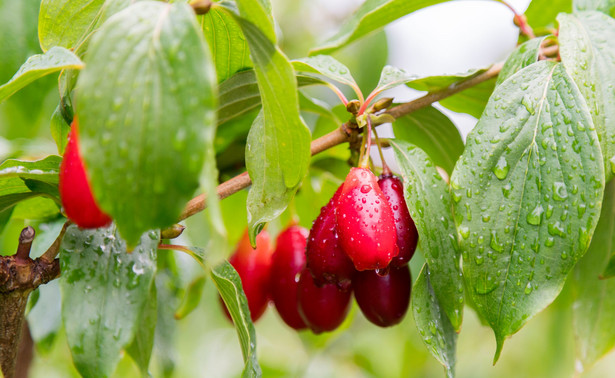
[373,65,418,93]
[572,180,615,370]
[245,110,300,240]
[127,283,157,377]
[211,261,261,378]
[391,140,464,331]
[310,0,450,55]
[200,6,252,83]
[392,106,463,175]
[60,225,158,377]
[0,47,83,103]
[497,37,548,86]
[174,275,206,320]
[558,11,615,180]
[222,2,312,242]
[76,2,217,244]
[50,105,70,154]
[412,264,457,378]
[293,55,359,89]
[603,255,615,278]
[450,61,604,361]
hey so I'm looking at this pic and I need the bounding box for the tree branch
[179,44,559,221]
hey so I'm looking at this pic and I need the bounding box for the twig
[178,44,560,220]
[40,221,71,264]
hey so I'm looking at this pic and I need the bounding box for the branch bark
[180,44,560,220]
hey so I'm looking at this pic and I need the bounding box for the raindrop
[492,156,509,180]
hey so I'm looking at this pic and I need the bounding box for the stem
[326,83,349,106]
[178,43,559,220]
[40,221,71,264]
[359,117,373,168]
[358,129,368,168]
[15,227,34,264]
[495,0,535,39]
[371,122,390,175]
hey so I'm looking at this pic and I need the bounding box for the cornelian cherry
[305,185,355,290]
[378,174,418,267]
[297,268,351,333]
[270,225,308,330]
[353,265,411,327]
[224,229,273,322]
[59,119,112,229]
[336,167,398,271]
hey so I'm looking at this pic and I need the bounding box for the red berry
[305,185,355,290]
[336,167,398,271]
[224,229,273,322]
[59,118,112,229]
[378,174,418,267]
[270,225,308,330]
[297,268,351,333]
[353,265,411,327]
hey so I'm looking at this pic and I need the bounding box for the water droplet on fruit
[360,185,372,193]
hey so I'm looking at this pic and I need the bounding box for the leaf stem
[178,43,559,220]
[494,0,535,39]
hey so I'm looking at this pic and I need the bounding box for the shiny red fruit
[305,185,355,290]
[271,225,309,330]
[297,268,351,334]
[336,167,398,271]
[59,119,112,229]
[378,174,418,267]
[225,229,273,322]
[353,265,411,327]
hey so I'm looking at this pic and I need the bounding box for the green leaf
[174,275,206,320]
[50,105,70,154]
[211,261,261,378]
[127,283,157,377]
[0,156,61,213]
[574,0,615,15]
[391,140,464,331]
[558,11,615,181]
[0,47,83,103]
[603,255,615,278]
[217,69,324,126]
[224,2,311,242]
[525,0,572,29]
[412,264,457,378]
[200,6,252,83]
[245,110,301,241]
[293,55,359,90]
[450,61,604,361]
[60,225,159,377]
[38,0,106,51]
[572,180,615,370]
[373,65,418,94]
[392,106,464,175]
[76,2,217,244]
[310,0,450,55]
[407,68,495,119]
[497,37,548,86]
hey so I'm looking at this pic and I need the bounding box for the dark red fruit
[270,225,309,330]
[297,268,351,334]
[353,265,411,327]
[59,118,112,229]
[305,185,355,290]
[224,229,273,322]
[378,174,418,267]
[336,167,398,271]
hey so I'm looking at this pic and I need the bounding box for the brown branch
[179,44,560,221]
[40,221,71,264]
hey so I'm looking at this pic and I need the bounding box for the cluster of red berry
[225,166,418,332]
